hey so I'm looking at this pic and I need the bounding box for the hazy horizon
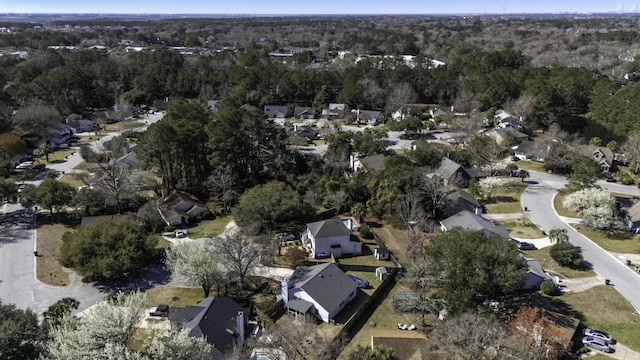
[0,0,634,15]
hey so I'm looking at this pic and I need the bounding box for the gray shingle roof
[359,154,386,171]
[435,157,463,180]
[288,263,357,313]
[170,297,246,355]
[307,219,351,239]
[440,210,510,239]
[526,258,549,280]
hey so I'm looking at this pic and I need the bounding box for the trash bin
[605,279,610,285]
[627,260,632,266]
[33,251,38,256]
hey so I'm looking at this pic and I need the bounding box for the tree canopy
[424,228,527,314]
[233,181,316,235]
[60,219,157,280]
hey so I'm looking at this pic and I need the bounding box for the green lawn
[186,215,233,239]
[574,225,640,254]
[525,246,595,279]
[514,159,546,172]
[498,218,546,239]
[555,285,640,352]
[553,194,580,218]
[44,149,75,164]
[59,173,84,189]
[484,182,528,214]
[144,286,205,308]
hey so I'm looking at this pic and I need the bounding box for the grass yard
[484,181,528,214]
[186,215,233,239]
[44,149,75,165]
[36,222,73,286]
[499,218,546,239]
[514,159,546,172]
[525,246,595,279]
[144,286,205,308]
[574,225,640,254]
[553,194,580,218]
[555,285,640,352]
[338,281,432,359]
[58,173,84,189]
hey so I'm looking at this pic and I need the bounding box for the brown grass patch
[36,222,73,285]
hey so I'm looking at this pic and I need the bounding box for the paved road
[523,171,640,313]
[0,114,166,315]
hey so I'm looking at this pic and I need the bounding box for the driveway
[523,171,640,313]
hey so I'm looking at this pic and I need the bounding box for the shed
[376,267,388,281]
[375,247,390,260]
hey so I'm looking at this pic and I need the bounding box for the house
[392,106,422,121]
[514,140,549,161]
[90,109,119,124]
[321,103,347,119]
[626,201,640,231]
[523,258,552,290]
[441,185,483,218]
[65,118,95,133]
[294,107,316,119]
[482,126,528,146]
[302,219,362,259]
[263,105,289,119]
[158,190,208,226]
[433,157,472,187]
[150,97,176,112]
[350,153,386,173]
[43,123,72,147]
[494,110,521,128]
[169,297,248,360]
[293,125,318,140]
[439,210,510,239]
[279,263,358,323]
[578,145,615,172]
[354,110,382,125]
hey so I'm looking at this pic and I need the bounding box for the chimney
[236,311,245,345]
[280,279,289,305]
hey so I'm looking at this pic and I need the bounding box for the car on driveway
[174,230,186,238]
[583,328,614,344]
[582,336,612,353]
[606,176,617,182]
[511,239,537,250]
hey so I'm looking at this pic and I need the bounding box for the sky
[0,0,632,15]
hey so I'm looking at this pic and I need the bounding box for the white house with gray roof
[279,262,357,323]
[523,258,551,290]
[302,219,362,259]
[439,210,510,239]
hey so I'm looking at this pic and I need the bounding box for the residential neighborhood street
[524,170,640,313]
[0,114,165,315]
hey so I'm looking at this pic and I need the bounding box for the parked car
[17,184,26,193]
[276,232,296,241]
[174,230,186,238]
[606,176,617,182]
[16,161,34,170]
[518,241,537,250]
[511,156,520,161]
[583,328,614,344]
[582,336,612,353]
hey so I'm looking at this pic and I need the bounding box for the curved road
[523,170,640,312]
[0,114,165,315]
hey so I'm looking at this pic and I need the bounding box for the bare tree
[623,130,640,173]
[269,318,345,360]
[420,174,448,218]
[359,78,385,109]
[114,94,134,121]
[467,136,506,175]
[327,189,348,215]
[92,161,135,214]
[165,242,223,297]
[394,193,426,234]
[386,82,418,114]
[431,311,507,360]
[208,166,238,213]
[506,93,536,125]
[209,234,261,290]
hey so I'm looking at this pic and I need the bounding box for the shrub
[164,225,176,232]
[540,279,557,295]
[359,223,374,239]
[549,242,584,268]
[621,172,635,185]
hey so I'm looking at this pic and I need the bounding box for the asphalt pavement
[0,114,165,315]
[523,170,640,313]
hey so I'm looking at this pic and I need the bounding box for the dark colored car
[606,176,617,182]
[518,241,537,250]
